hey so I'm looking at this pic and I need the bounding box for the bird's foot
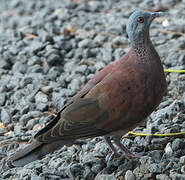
[104,136,144,163]
[112,135,144,160]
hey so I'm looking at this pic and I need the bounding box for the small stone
[0,93,6,106]
[84,166,95,180]
[35,91,48,103]
[125,170,136,180]
[48,67,59,80]
[12,61,27,73]
[151,137,170,145]
[181,165,185,174]
[170,172,185,180]
[180,156,185,164]
[41,86,53,94]
[78,39,95,48]
[2,170,12,179]
[31,174,42,180]
[68,79,81,91]
[172,138,185,151]
[26,119,38,130]
[70,163,84,177]
[28,65,43,73]
[75,65,87,73]
[20,105,30,115]
[148,150,162,163]
[95,61,105,71]
[36,102,48,111]
[80,152,103,166]
[20,111,40,126]
[1,108,11,125]
[47,54,60,66]
[148,163,161,173]
[0,124,8,135]
[107,25,124,34]
[94,34,107,44]
[48,157,63,168]
[95,174,117,180]
[156,174,171,180]
[20,76,33,87]
[0,60,11,69]
[28,41,43,54]
[112,36,128,45]
[143,173,156,179]
[27,56,42,66]
[91,164,103,174]
[140,156,153,165]
[165,142,173,156]
[13,123,22,134]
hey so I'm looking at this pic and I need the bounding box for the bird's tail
[7,140,71,167]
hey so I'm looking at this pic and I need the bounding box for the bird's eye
[137,17,144,23]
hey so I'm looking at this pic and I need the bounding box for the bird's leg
[113,135,142,159]
[104,136,120,162]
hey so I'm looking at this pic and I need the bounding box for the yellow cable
[128,131,185,137]
[164,69,185,73]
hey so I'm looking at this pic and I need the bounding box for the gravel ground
[0,0,185,179]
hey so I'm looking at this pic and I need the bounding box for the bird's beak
[150,12,164,19]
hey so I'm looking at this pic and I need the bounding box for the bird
[8,10,167,167]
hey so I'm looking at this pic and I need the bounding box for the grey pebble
[78,39,96,48]
[19,111,40,126]
[1,108,11,125]
[95,174,117,180]
[35,91,48,103]
[148,150,162,163]
[12,61,27,73]
[0,93,6,106]
[47,54,61,66]
[27,56,42,66]
[148,163,162,173]
[27,64,43,73]
[125,170,136,180]
[181,165,185,174]
[36,102,48,111]
[40,86,53,94]
[170,172,185,180]
[156,174,171,180]
[112,36,128,45]
[151,137,170,145]
[180,156,185,164]
[172,138,185,151]
[68,78,81,91]
[0,59,11,69]
[20,77,33,87]
[75,65,87,73]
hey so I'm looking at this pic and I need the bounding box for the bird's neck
[128,39,162,66]
[129,30,150,47]
[131,38,154,57]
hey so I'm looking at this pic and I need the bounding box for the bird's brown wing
[36,98,108,143]
[34,83,93,139]
[34,65,113,142]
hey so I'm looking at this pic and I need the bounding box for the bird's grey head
[126,10,163,45]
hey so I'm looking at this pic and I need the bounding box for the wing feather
[36,98,108,143]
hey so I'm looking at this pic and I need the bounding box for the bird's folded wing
[35,98,108,143]
[34,65,113,141]
[35,82,95,136]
